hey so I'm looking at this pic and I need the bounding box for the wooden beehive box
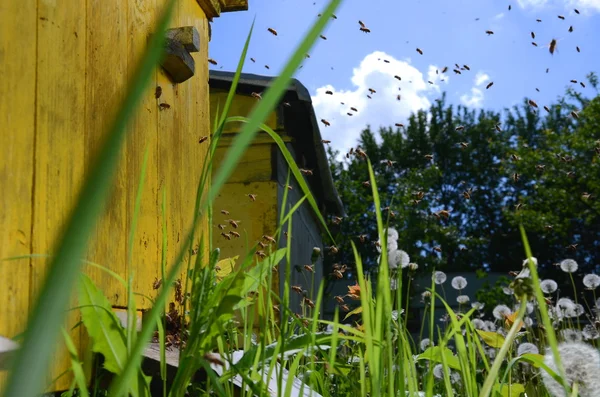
[208,71,344,331]
[0,0,247,392]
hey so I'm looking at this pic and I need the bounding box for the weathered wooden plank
[33,0,87,390]
[213,143,274,183]
[209,92,279,134]
[0,0,36,391]
[126,0,161,310]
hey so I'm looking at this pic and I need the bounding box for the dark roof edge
[209,71,344,217]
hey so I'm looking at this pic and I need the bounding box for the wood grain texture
[32,0,87,390]
[0,0,36,391]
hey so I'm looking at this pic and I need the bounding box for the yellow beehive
[209,71,344,332]
[0,0,247,392]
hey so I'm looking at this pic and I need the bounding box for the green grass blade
[2,1,175,394]
[61,328,90,397]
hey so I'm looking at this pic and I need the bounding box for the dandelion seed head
[408,262,419,271]
[451,276,467,290]
[560,258,578,273]
[493,304,512,320]
[387,227,399,242]
[557,298,575,312]
[472,319,486,330]
[523,317,533,327]
[433,271,447,285]
[433,364,444,380]
[517,342,539,356]
[540,279,558,294]
[388,249,410,269]
[502,286,514,295]
[450,371,461,385]
[583,324,600,340]
[472,302,485,310]
[420,338,432,351]
[522,257,538,268]
[583,274,600,289]
[457,295,470,304]
[542,342,600,397]
[562,328,583,342]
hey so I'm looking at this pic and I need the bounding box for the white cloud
[311,51,444,159]
[460,71,490,108]
[516,0,600,12]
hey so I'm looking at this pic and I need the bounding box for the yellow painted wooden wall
[0,0,245,392]
[209,90,289,332]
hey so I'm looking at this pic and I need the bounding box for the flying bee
[230,231,240,238]
[532,42,538,47]
[574,8,580,13]
[486,81,494,89]
[319,34,327,40]
[463,64,470,70]
[159,103,171,110]
[291,285,303,295]
[217,224,226,230]
[367,94,372,99]
[263,235,276,244]
[355,148,367,158]
[362,181,371,188]
[570,79,578,84]
[512,173,520,182]
[358,234,367,243]
[394,75,401,81]
[441,66,448,73]
[334,295,345,304]
[350,107,358,112]
[382,159,397,167]
[463,188,473,200]
[416,48,423,55]
[453,69,462,74]
[528,99,538,108]
[485,30,494,35]
[198,136,208,144]
[155,86,162,99]
[455,125,465,131]
[397,95,402,101]
[267,27,278,36]
[368,88,376,94]
[531,32,535,39]
[299,168,313,176]
[571,110,579,119]
[566,244,578,252]
[208,58,218,65]
[304,264,314,273]
[340,304,350,312]
[536,19,542,22]
[535,164,546,172]
[256,250,267,259]
[544,105,551,112]
[569,25,573,32]
[283,101,291,107]
[580,82,586,88]
[322,139,331,144]
[251,92,262,100]
[360,27,371,33]
[424,154,434,160]
[459,142,469,149]
[226,219,240,228]
[153,277,162,290]
[428,80,434,85]
[558,15,565,20]
[221,232,232,240]
[395,123,404,127]
[582,192,593,200]
[438,209,451,219]
[303,297,315,309]
[220,210,229,215]
[328,246,339,255]
[433,246,442,253]
[515,203,523,211]
[511,154,521,161]
[250,57,255,62]
[247,193,257,201]
[325,90,333,95]
[576,46,581,52]
[358,20,366,27]
[264,65,270,69]
[332,216,343,225]
[566,171,576,178]
[321,119,330,127]
[347,112,353,116]
[331,270,343,279]
[549,39,557,55]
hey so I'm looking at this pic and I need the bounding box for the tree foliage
[325,73,600,284]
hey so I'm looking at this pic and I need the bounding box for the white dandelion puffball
[540,279,558,294]
[493,304,512,320]
[557,298,576,312]
[542,342,600,397]
[387,249,410,269]
[432,364,444,380]
[472,301,485,310]
[522,257,538,268]
[583,325,600,340]
[560,259,578,273]
[451,276,467,290]
[562,328,583,343]
[523,317,533,327]
[502,286,514,295]
[377,238,398,254]
[517,342,539,356]
[456,295,470,304]
[420,338,432,351]
[583,274,600,289]
[387,227,399,242]
[433,271,447,285]
[472,319,486,330]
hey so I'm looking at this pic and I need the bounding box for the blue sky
[209,0,600,155]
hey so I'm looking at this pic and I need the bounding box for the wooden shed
[208,71,344,328]
[0,0,247,392]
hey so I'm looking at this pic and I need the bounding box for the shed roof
[209,70,344,217]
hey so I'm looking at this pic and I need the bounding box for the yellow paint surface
[210,91,279,134]
[0,0,224,391]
